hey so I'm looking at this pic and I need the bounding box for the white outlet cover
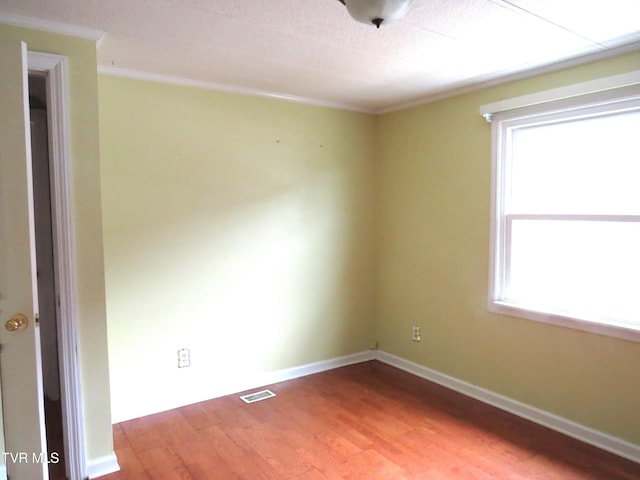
[412,326,421,341]
[178,348,190,367]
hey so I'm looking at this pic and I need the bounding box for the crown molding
[6,10,639,116]
[0,12,104,42]
[378,37,640,115]
[98,65,375,115]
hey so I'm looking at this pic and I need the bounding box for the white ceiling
[1,0,640,112]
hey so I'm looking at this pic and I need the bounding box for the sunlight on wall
[99,75,376,422]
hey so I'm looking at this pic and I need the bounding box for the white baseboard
[113,350,378,423]
[106,347,639,466]
[258,350,377,385]
[376,350,640,464]
[104,352,376,474]
[86,452,120,479]
[215,350,378,403]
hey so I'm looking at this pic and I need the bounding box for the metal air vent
[240,389,276,404]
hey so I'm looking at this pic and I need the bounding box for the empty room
[0,1,639,479]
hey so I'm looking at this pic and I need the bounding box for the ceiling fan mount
[336,0,415,28]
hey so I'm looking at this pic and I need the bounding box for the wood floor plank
[136,445,182,471]
[290,468,334,480]
[101,361,640,480]
[177,401,224,431]
[107,443,150,479]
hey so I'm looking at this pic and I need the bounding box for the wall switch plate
[178,348,190,368]
[412,326,421,342]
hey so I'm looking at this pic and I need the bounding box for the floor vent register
[239,389,277,404]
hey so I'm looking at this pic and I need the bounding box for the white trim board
[28,50,89,480]
[0,13,104,42]
[111,350,377,424]
[106,348,639,472]
[480,69,640,119]
[86,452,119,479]
[381,40,640,115]
[97,66,374,115]
[255,350,376,387]
[376,350,640,465]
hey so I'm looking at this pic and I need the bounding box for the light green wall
[0,25,112,460]
[4,18,638,467]
[98,76,377,422]
[375,50,640,444]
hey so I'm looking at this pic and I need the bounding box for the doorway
[28,50,89,480]
[29,74,66,480]
[0,45,88,480]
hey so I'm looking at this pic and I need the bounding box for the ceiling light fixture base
[337,0,415,28]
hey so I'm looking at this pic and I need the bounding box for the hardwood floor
[103,361,640,479]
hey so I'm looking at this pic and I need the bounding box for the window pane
[510,110,640,215]
[507,220,640,325]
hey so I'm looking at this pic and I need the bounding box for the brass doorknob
[5,314,28,332]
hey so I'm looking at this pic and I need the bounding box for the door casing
[28,50,87,480]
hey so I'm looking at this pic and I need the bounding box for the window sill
[489,300,640,343]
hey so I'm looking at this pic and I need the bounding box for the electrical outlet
[412,326,421,342]
[177,348,190,368]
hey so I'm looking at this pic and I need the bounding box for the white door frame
[28,50,87,480]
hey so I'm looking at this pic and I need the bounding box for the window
[483,74,640,341]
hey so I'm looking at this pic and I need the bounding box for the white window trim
[480,70,640,121]
[482,70,640,343]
